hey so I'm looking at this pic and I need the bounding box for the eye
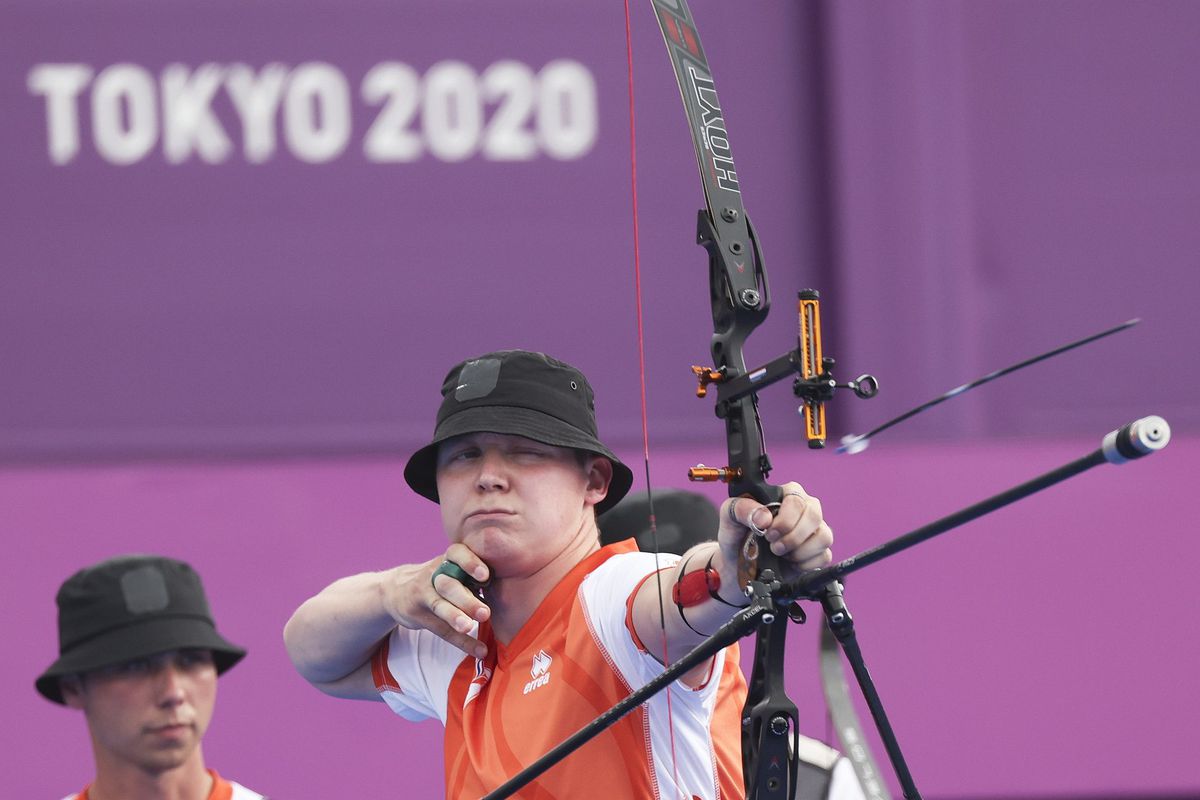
[438,444,478,466]
[103,658,152,677]
[177,649,214,670]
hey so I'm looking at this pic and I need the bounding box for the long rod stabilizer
[787,415,1171,599]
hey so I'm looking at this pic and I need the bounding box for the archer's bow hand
[628,482,831,670]
[718,482,834,581]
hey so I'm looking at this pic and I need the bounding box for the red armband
[672,563,720,608]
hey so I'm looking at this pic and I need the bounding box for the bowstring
[624,0,683,793]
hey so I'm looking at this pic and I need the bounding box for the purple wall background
[4,439,1196,798]
[3,0,1198,797]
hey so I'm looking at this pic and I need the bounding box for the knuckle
[430,596,450,618]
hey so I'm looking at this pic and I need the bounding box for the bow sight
[690,288,878,458]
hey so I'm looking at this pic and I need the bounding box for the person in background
[37,554,266,800]
[598,488,870,800]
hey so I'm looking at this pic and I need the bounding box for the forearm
[633,484,832,669]
[634,541,747,666]
[284,564,421,684]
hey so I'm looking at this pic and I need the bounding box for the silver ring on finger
[748,501,781,536]
[727,498,741,525]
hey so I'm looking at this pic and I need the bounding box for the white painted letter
[27,63,94,165]
[161,63,231,164]
[361,62,422,162]
[91,64,157,165]
[423,60,481,162]
[481,60,536,161]
[284,62,351,163]
[537,60,597,161]
[225,63,288,163]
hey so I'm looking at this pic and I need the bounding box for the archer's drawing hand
[394,543,492,659]
[717,481,833,577]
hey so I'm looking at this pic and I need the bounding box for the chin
[137,747,195,774]
[464,534,533,576]
[467,541,516,570]
[463,527,511,553]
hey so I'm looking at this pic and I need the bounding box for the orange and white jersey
[62,770,265,800]
[373,540,747,799]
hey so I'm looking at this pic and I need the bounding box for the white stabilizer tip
[1102,415,1171,464]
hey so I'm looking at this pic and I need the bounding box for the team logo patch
[463,656,492,709]
[523,649,552,695]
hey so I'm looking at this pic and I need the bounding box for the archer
[284,349,836,799]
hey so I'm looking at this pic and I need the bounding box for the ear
[583,456,614,507]
[59,675,86,709]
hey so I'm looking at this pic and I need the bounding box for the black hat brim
[36,616,245,704]
[404,405,633,515]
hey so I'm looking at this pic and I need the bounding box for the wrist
[672,546,747,610]
[706,547,749,607]
[382,564,422,626]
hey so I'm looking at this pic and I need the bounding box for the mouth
[147,722,194,737]
[468,508,515,519]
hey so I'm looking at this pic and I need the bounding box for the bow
[482,4,1170,799]
[485,2,876,796]
[644,2,876,796]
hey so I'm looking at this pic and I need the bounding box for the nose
[155,662,188,708]
[474,447,509,492]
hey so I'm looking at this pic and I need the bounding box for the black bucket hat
[36,555,246,704]
[404,350,634,515]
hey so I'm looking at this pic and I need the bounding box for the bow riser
[650,2,812,797]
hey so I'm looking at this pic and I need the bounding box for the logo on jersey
[523,649,552,695]
[463,656,492,709]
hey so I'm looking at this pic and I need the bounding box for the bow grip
[742,612,800,799]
